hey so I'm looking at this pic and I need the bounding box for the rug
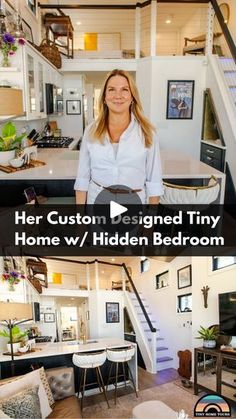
[173,379,194,395]
[82,381,199,419]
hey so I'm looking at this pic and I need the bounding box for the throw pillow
[0,369,52,419]
[38,368,54,406]
[0,385,41,419]
[0,409,10,418]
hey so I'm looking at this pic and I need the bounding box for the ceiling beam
[38,0,209,11]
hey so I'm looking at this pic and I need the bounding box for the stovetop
[35,136,74,148]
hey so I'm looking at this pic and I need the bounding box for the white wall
[129,257,192,369]
[128,256,236,370]
[136,56,207,158]
[59,74,84,138]
[38,296,57,341]
[191,257,236,350]
[89,290,124,339]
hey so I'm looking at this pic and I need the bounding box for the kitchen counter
[0,338,138,389]
[0,148,226,202]
[0,148,225,180]
[0,338,134,363]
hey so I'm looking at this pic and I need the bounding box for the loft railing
[122,263,156,333]
[210,0,236,65]
[43,256,156,334]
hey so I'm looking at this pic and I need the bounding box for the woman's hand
[76,191,87,205]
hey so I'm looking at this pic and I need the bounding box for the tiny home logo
[194,394,231,417]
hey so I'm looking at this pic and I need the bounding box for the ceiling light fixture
[76,21,81,26]
[165,15,172,24]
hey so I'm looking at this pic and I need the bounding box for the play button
[110,201,127,219]
[86,184,143,236]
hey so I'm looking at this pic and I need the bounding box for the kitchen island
[0,338,138,392]
[0,148,226,203]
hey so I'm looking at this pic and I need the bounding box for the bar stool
[106,346,138,404]
[72,351,110,410]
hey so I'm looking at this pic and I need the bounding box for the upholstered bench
[132,400,176,419]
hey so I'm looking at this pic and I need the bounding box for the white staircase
[125,291,173,373]
[219,57,236,106]
[207,55,236,192]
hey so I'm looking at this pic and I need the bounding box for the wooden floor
[84,367,180,406]
[138,367,180,390]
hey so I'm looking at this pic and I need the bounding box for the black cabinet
[201,89,226,173]
[200,142,226,172]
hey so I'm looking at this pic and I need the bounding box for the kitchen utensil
[28,129,36,139]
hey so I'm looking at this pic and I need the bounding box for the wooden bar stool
[106,346,138,404]
[73,351,110,411]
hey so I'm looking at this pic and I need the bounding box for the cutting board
[0,160,45,173]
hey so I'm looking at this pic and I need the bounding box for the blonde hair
[90,69,155,148]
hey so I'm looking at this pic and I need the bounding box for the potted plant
[0,122,26,165]
[196,325,218,348]
[0,325,28,353]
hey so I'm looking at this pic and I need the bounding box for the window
[140,258,150,273]
[156,270,169,289]
[177,293,192,313]
[212,256,236,271]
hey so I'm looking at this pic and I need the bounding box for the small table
[44,15,74,58]
[194,347,236,398]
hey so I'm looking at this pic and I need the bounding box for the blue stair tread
[156,346,168,351]
[148,337,164,342]
[156,356,173,363]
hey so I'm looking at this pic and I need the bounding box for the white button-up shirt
[74,115,164,198]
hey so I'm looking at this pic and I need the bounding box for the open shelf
[0,67,20,72]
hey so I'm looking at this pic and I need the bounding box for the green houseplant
[0,122,26,165]
[0,325,28,353]
[196,326,218,348]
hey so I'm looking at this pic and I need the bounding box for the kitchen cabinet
[200,142,226,172]
[200,89,226,173]
[0,277,40,305]
[0,42,62,121]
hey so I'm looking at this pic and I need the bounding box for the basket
[38,39,62,69]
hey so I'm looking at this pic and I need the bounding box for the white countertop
[0,148,225,180]
[0,338,134,362]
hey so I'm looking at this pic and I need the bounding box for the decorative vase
[0,150,15,165]
[7,342,20,353]
[1,53,10,68]
[203,340,216,349]
[8,283,15,291]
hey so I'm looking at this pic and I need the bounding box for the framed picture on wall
[166,80,194,119]
[66,100,81,115]
[106,302,119,323]
[177,265,192,289]
[25,0,38,18]
[44,313,55,323]
[22,19,34,43]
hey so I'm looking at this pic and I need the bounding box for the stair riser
[156,360,174,371]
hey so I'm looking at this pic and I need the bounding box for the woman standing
[74,69,163,204]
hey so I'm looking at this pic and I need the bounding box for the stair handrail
[210,0,236,65]
[122,263,156,333]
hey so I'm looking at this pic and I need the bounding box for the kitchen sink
[66,340,98,345]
